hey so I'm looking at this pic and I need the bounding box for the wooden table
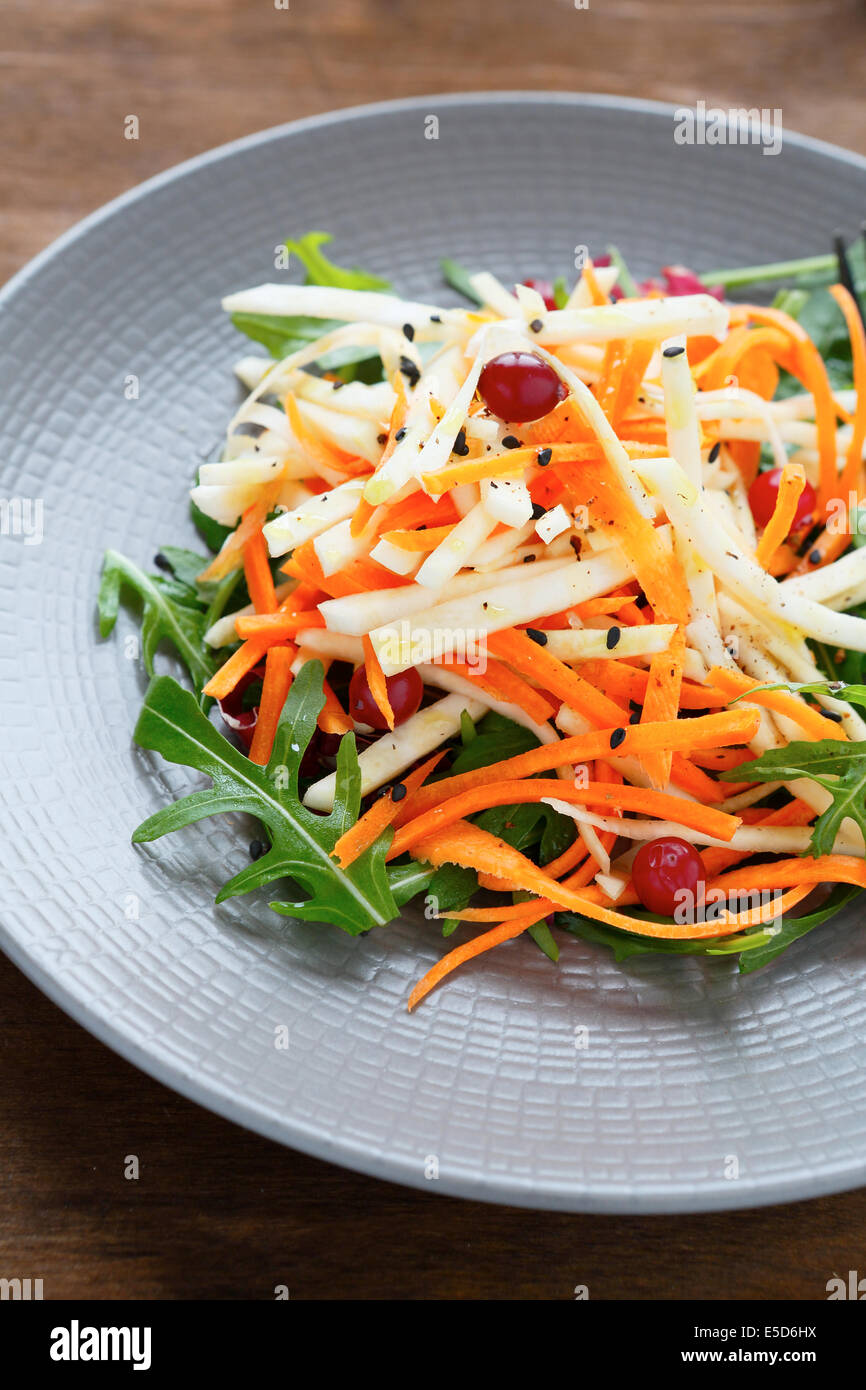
[3,0,866,1300]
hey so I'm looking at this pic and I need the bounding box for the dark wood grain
[3,0,866,1301]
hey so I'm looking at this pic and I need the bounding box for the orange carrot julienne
[331,751,446,869]
[387,777,740,860]
[443,657,557,725]
[829,283,866,505]
[391,706,761,826]
[579,258,609,306]
[406,829,812,1007]
[243,528,278,614]
[235,610,325,639]
[248,645,295,765]
[362,634,395,730]
[203,636,273,700]
[382,524,455,551]
[754,462,807,569]
[319,678,353,735]
[555,455,690,624]
[487,628,629,727]
[639,627,685,788]
[705,855,866,893]
[709,667,848,742]
[197,494,280,583]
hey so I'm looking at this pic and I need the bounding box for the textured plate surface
[2,93,866,1213]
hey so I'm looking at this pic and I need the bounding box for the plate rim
[3,89,866,1214]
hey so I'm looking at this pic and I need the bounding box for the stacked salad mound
[101,233,866,1007]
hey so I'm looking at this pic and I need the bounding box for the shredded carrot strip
[444,658,557,725]
[362,634,394,730]
[754,462,807,569]
[488,628,628,727]
[285,393,362,479]
[709,667,848,743]
[829,283,866,505]
[730,305,838,514]
[578,658,727,710]
[197,494,280,583]
[382,524,455,551]
[332,751,446,869]
[392,707,760,826]
[319,678,354,735]
[248,646,295,765]
[284,540,410,598]
[235,610,325,639]
[555,456,690,623]
[406,825,811,1007]
[638,627,684,788]
[242,528,278,613]
[203,636,272,700]
[579,258,609,306]
[389,777,739,860]
[705,855,866,894]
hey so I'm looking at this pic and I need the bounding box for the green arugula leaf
[720,738,866,856]
[605,244,640,299]
[131,662,402,935]
[99,549,215,694]
[552,277,570,310]
[231,232,388,378]
[284,231,390,291]
[440,257,483,305]
[528,919,559,963]
[737,884,861,973]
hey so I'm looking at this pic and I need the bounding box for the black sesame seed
[609,727,627,749]
[430,314,442,323]
[399,356,420,387]
[391,781,408,801]
[153,552,172,572]
[523,553,536,563]
[708,441,721,462]
[536,447,552,467]
[249,839,267,861]
[662,344,685,358]
[452,428,470,456]
[502,435,521,450]
[526,627,548,646]
[395,426,407,441]
[529,318,544,333]
[377,432,388,445]
[822,709,844,722]
[331,379,345,391]
[402,323,415,341]
[809,549,822,565]
[606,626,621,650]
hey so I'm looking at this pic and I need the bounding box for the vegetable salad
[101,232,866,1007]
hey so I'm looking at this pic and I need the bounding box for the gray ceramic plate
[2,93,866,1213]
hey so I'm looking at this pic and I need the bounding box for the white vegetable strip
[222,283,452,331]
[415,502,498,589]
[319,555,576,635]
[542,802,865,856]
[205,580,296,647]
[523,293,729,347]
[368,551,633,675]
[542,624,677,660]
[303,694,485,811]
[637,458,866,653]
[662,340,702,487]
[262,478,365,555]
